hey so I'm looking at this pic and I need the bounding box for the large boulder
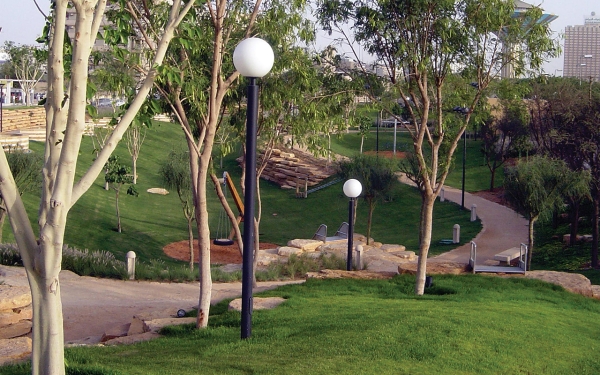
[0,285,32,311]
[228,297,286,312]
[305,269,396,280]
[0,337,31,366]
[525,271,593,297]
[0,320,32,340]
[287,239,323,252]
[380,244,407,253]
[0,304,32,326]
[398,262,470,275]
[277,246,303,257]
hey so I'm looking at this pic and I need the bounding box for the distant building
[563,12,600,81]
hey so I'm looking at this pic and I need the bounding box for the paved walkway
[430,185,528,264]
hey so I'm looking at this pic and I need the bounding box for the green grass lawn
[4,275,599,375]
[330,130,501,192]
[1,122,480,266]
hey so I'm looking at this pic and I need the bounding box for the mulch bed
[163,240,279,265]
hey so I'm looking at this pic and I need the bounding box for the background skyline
[0,0,598,76]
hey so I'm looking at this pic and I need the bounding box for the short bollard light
[471,204,477,222]
[440,188,445,202]
[453,224,460,244]
[126,251,136,280]
[343,179,362,271]
[355,245,364,270]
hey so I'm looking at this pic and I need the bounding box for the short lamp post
[343,179,362,271]
[233,37,274,340]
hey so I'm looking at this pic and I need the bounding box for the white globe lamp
[343,179,362,198]
[233,38,274,78]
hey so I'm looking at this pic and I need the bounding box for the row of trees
[0,1,562,374]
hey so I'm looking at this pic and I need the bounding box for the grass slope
[3,275,599,374]
[2,123,480,265]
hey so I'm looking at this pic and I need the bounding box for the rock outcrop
[0,284,33,365]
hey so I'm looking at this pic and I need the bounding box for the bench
[494,247,522,266]
[470,242,527,274]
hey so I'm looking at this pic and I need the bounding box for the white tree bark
[0,1,194,373]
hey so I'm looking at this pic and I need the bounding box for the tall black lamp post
[343,179,362,271]
[233,37,274,340]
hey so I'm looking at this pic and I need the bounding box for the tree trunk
[527,216,538,270]
[187,216,194,270]
[0,205,6,243]
[414,194,435,295]
[489,167,496,192]
[133,157,138,184]
[569,199,580,247]
[29,271,65,375]
[360,136,364,153]
[195,165,212,328]
[366,198,375,245]
[592,194,599,268]
[115,189,121,233]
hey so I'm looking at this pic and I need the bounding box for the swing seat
[213,238,234,246]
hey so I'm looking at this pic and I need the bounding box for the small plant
[0,244,22,266]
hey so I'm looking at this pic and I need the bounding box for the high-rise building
[563,12,600,81]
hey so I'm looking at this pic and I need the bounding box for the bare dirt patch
[163,240,279,265]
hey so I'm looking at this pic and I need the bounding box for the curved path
[1,183,528,345]
[1,265,302,344]
[430,184,528,264]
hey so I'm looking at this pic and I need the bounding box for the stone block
[100,323,130,343]
[0,285,32,310]
[143,317,196,333]
[228,297,286,312]
[0,320,32,339]
[104,332,160,346]
[0,304,32,327]
[286,239,323,252]
[391,251,416,260]
[526,271,593,297]
[277,246,303,257]
[127,308,181,336]
[0,337,32,366]
[380,244,407,253]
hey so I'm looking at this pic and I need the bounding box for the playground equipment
[313,222,349,242]
[213,172,244,246]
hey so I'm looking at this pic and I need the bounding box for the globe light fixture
[343,179,362,270]
[233,37,274,340]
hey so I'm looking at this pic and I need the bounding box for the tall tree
[111,0,316,325]
[159,149,196,270]
[318,0,558,294]
[0,1,193,373]
[104,155,138,233]
[338,155,398,244]
[503,156,589,269]
[2,41,46,106]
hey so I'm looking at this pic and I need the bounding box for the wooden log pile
[240,148,336,190]
[0,107,45,132]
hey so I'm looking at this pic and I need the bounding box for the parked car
[93,98,113,108]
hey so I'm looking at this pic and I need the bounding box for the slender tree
[2,41,46,106]
[338,155,398,244]
[504,156,590,269]
[159,150,196,270]
[104,156,138,233]
[318,0,558,294]
[0,2,193,373]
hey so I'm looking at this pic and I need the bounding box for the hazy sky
[1,0,598,75]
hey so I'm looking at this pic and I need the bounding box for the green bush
[0,244,22,266]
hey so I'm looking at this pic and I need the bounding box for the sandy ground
[0,239,298,344]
